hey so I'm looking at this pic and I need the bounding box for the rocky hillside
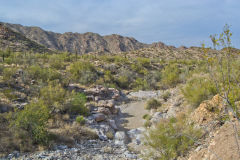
[0,24,50,53]
[2,22,174,54]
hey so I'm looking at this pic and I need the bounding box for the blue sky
[0,0,240,48]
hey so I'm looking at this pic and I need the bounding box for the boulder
[98,100,115,108]
[127,127,145,145]
[110,106,119,114]
[0,104,12,113]
[93,113,106,122]
[97,107,111,115]
[114,131,128,146]
[151,112,167,124]
[109,120,118,130]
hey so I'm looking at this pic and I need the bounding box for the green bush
[133,78,149,90]
[48,54,65,70]
[182,76,217,107]
[40,83,67,112]
[116,75,129,89]
[27,65,62,82]
[144,115,202,160]
[10,100,50,145]
[136,57,151,68]
[2,89,17,101]
[162,91,171,101]
[2,67,17,82]
[161,64,181,88]
[68,92,88,115]
[145,71,162,89]
[143,114,151,120]
[145,98,162,110]
[76,115,85,125]
[69,61,98,85]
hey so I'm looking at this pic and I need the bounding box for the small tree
[202,24,240,156]
[10,100,50,145]
[202,24,240,118]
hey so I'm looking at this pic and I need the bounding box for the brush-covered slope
[0,23,50,53]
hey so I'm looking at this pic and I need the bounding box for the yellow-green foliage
[161,63,181,88]
[161,91,171,101]
[10,100,50,145]
[2,67,17,82]
[40,83,67,111]
[182,76,217,107]
[133,78,149,90]
[69,61,98,85]
[68,92,88,115]
[136,57,151,68]
[2,89,17,101]
[116,75,129,89]
[144,114,202,160]
[76,115,86,125]
[27,65,62,82]
[48,54,65,70]
[145,98,162,110]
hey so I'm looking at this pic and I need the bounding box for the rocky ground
[4,85,240,160]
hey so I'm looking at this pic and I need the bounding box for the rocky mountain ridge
[0,23,50,53]
[1,22,174,54]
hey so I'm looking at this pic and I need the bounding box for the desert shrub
[143,114,152,127]
[116,75,129,89]
[162,91,171,101]
[161,63,181,88]
[182,76,217,107]
[68,92,88,115]
[27,65,44,80]
[131,63,148,75]
[144,120,152,128]
[0,64,4,74]
[145,98,162,110]
[75,115,85,125]
[137,57,151,68]
[132,78,149,91]
[145,71,162,89]
[116,69,136,89]
[144,114,202,160]
[27,65,62,82]
[9,100,50,145]
[143,114,151,120]
[103,70,115,85]
[40,83,67,112]
[2,67,17,82]
[2,89,17,101]
[0,48,11,62]
[69,61,98,85]
[48,54,65,70]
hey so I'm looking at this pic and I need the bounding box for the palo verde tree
[202,24,240,155]
[202,24,240,119]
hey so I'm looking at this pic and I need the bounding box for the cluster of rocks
[71,85,128,146]
[11,139,138,160]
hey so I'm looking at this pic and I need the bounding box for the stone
[98,107,111,115]
[0,104,12,113]
[93,113,106,122]
[110,106,119,114]
[57,145,68,150]
[114,131,128,146]
[98,100,115,108]
[109,120,118,130]
[127,127,145,145]
[151,112,167,124]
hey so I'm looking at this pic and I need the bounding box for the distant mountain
[2,22,174,54]
[0,23,50,53]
